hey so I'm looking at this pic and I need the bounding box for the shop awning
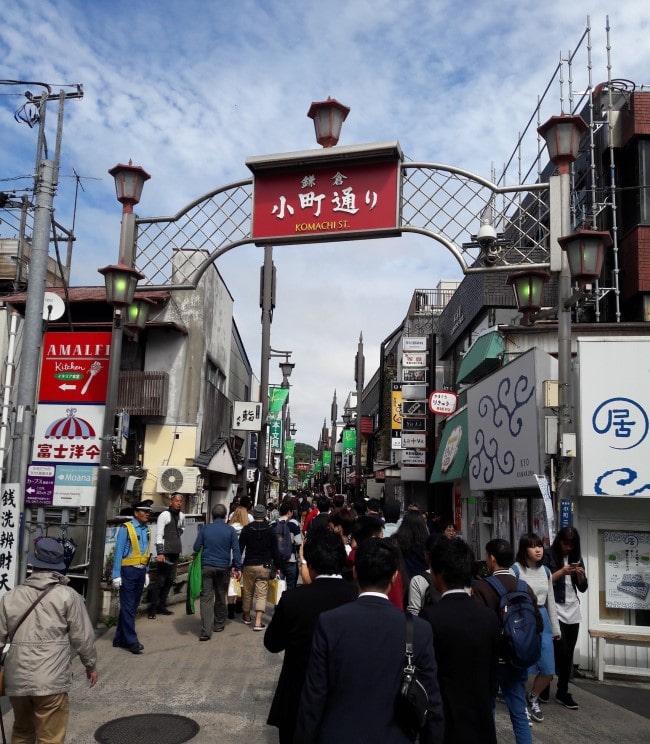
[429,408,469,483]
[456,330,505,385]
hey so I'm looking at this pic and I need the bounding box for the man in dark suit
[420,538,500,744]
[264,529,358,744]
[294,538,444,744]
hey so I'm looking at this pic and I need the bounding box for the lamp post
[354,333,364,502]
[504,115,611,514]
[330,390,338,487]
[86,161,149,627]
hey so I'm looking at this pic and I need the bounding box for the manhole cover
[95,713,200,744]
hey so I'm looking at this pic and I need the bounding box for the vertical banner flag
[322,450,332,466]
[268,386,290,415]
[342,429,356,457]
[284,439,295,457]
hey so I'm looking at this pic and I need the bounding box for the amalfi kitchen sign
[247,142,403,244]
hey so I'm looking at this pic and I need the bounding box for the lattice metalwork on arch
[134,164,551,290]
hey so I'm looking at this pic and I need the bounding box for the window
[206,358,226,392]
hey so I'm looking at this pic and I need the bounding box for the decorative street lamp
[125,296,154,330]
[558,226,612,290]
[86,161,149,626]
[507,270,550,326]
[307,97,350,148]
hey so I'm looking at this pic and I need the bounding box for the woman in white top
[512,532,561,724]
[541,527,588,709]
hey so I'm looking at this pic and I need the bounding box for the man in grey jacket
[0,537,98,743]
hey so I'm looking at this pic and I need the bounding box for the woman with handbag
[239,504,280,631]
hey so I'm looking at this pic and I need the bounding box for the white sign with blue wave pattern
[579,338,650,497]
[468,348,557,491]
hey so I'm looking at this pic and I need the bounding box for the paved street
[1,598,648,743]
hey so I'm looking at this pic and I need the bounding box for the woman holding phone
[542,526,588,709]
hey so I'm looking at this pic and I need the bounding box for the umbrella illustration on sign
[44,408,96,439]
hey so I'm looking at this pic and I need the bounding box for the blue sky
[2,1,650,449]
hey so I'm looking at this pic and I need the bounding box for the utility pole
[7,86,83,583]
[354,333,364,502]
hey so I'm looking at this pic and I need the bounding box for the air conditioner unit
[157,466,201,494]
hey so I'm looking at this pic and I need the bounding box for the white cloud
[1,0,649,446]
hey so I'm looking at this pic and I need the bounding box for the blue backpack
[485,576,542,669]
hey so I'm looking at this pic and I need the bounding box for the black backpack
[485,576,542,669]
[419,571,441,609]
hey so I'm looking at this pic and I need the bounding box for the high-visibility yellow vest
[121,521,151,567]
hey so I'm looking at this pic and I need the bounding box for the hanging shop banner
[268,387,290,415]
[322,450,332,465]
[284,439,295,457]
[232,401,263,431]
[578,338,650,497]
[247,143,402,244]
[342,429,356,455]
[535,474,556,543]
[603,530,650,609]
[314,460,322,473]
[0,483,20,599]
[285,456,295,474]
[39,332,112,404]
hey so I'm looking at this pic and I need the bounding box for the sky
[1,1,650,450]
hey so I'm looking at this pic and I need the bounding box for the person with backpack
[512,532,561,724]
[273,501,302,590]
[407,533,442,615]
[473,539,543,744]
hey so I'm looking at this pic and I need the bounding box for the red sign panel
[250,159,401,243]
[39,332,112,403]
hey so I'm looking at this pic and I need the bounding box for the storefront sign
[402,352,427,367]
[403,368,427,383]
[402,337,427,351]
[232,401,263,431]
[402,449,426,465]
[467,348,556,490]
[0,483,20,599]
[429,390,458,416]
[402,417,426,432]
[32,405,104,465]
[402,384,427,400]
[402,432,426,448]
[248,145,401,243]
[578,338,650,497]
[401,400,427,417]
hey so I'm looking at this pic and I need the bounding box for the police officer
[112,499,153,654]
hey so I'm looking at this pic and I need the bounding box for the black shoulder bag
[395,613,430,737]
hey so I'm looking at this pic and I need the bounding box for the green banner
[313,460,322,473]
[269,418,282,450]
[322,450,332,465]
[286,455,295,474]
[284,439,295,457]
[268,386,290,414]
[342,429,356,455]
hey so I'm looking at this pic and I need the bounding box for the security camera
[476,222,498,252]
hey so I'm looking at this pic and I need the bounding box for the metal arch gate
[133,162,553,499]
[134,164,552,289]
